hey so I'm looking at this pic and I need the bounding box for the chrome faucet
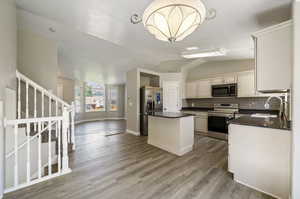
[264,95,287,119]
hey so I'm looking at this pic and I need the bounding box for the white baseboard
[234,179,282,199]
[4,169,71,194]
[126,129,140,136]
[75,118,126,125]
[178,145,193,156]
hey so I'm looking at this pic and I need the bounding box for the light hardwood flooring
[4,120,274,199]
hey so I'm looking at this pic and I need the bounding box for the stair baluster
[2,70,75,193]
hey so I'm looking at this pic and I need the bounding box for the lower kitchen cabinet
[194,114,208,132]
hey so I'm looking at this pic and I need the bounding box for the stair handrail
[15,70,76,149]
[16,70,70,108]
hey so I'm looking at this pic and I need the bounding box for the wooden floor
[4,120,274,199]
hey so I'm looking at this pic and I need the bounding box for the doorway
[163,81,181,112]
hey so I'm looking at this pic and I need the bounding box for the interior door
[163,81,180,112]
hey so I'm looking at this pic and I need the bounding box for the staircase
[3,70,75,193]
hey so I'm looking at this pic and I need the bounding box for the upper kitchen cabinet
[210,77,224,85]
[186,81,197,98]
[186,80,211,98]
[237,71,256,97]
[223,76,237,84]
[197,80,211,98]
[252,20,292,92]
[210,76,236,85]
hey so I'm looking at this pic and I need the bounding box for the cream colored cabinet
[253,20,292,92]
[194,114,208,132]
[210,76,236,85]
[237,71,256,97]
[210,77,224,85]
[186,82,197,98]
[196,80,211,98]
[223,76,236,84]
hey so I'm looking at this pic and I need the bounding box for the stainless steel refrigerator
[140,86,163,136]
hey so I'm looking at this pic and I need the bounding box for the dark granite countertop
[230,116,291,131]
[238,109,279,115]
[182,107,279,115]
[148,112,194,119]
[181,107,213,112]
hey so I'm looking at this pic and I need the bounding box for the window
[74,85,81,113]
[85,82,105,112]
[109,87,118,111]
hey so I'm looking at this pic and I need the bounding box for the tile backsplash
[182,97,281,110]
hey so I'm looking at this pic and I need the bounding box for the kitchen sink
[251,113,278,118]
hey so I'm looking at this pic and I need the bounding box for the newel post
[71,102,75,150]
[62,107,70,173]
[0,101,4,198]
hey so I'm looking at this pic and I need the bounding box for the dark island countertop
[181,107,213,112]
[148,112,194,119]
[230,116,291,131]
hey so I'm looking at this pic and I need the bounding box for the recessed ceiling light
[186,46,199,51]
[182,48,227,59]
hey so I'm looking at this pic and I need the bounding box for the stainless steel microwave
[212,83,237,97]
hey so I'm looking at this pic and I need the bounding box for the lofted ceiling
[16,0,292,84]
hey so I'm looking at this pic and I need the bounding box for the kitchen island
[148,112,194,156]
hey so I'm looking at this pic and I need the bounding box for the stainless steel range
[207,104,239,140]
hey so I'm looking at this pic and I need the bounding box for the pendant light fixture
[131,0,215,43]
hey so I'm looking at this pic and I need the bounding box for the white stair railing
[4,110,71,193]
[16,70,75,149]
[1,70,76,193]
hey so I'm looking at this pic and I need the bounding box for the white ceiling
[16,0,292,84]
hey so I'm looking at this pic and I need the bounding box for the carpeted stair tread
[44,163,59,176]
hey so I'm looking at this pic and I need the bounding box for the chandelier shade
[142,0,207,42]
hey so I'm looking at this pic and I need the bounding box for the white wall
[58,77,75,104]
[0,0,17,197]
[0,1,17,100]
[126,69,139,133]
[18,29,58,94]
[292,1,300,198]
[187,59,255,81]
[126,68,161,134]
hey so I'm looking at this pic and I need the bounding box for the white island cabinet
[148,113,194,156]
[228,121,291,199]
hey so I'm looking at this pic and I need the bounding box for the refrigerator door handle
[152,100,155,112]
